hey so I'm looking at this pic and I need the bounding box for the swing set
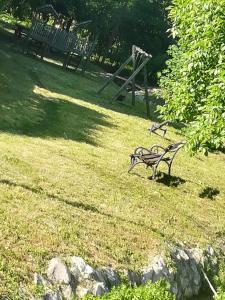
[98,45,152,117]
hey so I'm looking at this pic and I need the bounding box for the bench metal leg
[63,52,71,69]
[151,165,158,180]
[128,161,144,173]
[168,163,172,176]
[162,128,167,137]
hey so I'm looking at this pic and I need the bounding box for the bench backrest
[50,30,76,52]
[166,142,185,153]
[27,18,97,59]
[142,142,185,163]
[29,20,55,43]
[72,34,98,57]
[161,141,185,163]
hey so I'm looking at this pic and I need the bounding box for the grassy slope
[0,28,224,297]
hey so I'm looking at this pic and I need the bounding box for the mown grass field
[0,25,224,298]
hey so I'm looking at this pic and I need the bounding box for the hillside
[0,26,224,297]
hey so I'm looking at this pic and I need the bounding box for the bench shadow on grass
[129,170,186,187]
[154,172,186,187]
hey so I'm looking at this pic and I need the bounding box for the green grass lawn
[0,26,225,298]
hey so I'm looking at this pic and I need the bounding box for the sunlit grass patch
[0,29,224,298]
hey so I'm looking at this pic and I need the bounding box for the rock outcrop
[33,245,220,299]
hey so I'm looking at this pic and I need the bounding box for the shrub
[214,260,225,299]
[85,280,175,300]
[159,0,225,154]
[215,292,225,300]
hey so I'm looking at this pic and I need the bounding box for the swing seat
[129,141,185,180]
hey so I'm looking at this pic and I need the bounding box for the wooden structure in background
[24,5,96,72]
[98,45,152,117]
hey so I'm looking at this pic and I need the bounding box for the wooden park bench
[24,19,97,72]
[49,29,77,66]
[129,141,185,179]
[149,120,170,137]
[24,20,55,56]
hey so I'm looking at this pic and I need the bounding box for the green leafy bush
[215,292,225,300]
[214,260,225,299]
[85,281,175,300]
[159,0,225,154]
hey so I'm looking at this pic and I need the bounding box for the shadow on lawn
[0,27,185,146]
[0,92,113,146]
[155,172,186,187]
[0,35,114,146]
[0,26,166,125]
[29,56,161,123]
[130,171,185,188]
[199,186,220,200]
[0,179,166,240]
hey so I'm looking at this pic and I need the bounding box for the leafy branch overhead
[159,0,225,154]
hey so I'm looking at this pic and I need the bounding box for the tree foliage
[159,0,225,154]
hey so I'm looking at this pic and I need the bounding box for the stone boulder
[141,255,171,284]
[171,247,202,299]
[69,257,109,299]
[43,292,63,300]
[96,267,120,289]
[32,246,221,300]
[47,258,71,285]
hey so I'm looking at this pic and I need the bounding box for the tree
[159,0,225,154]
